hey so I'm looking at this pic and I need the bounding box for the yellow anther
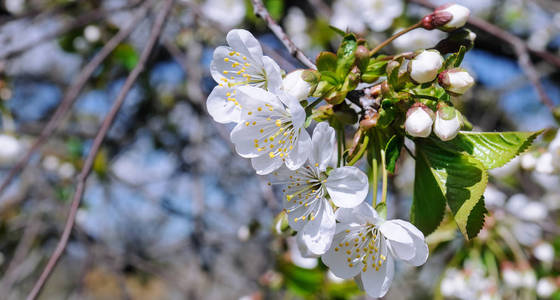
[247,111,252,115]
[224,57,230,62]
[334,248,339,252]
[275,119,282,127]
[269,152,275,158]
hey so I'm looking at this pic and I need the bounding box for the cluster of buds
[405,103,463,141]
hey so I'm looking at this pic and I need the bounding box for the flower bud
[282,69,314,100]
[405,103,434,138]
[434,106,461,141]
[434,29,476,54]
[423,4,470,31]
[408,50,443,84]
[438,68,474,95]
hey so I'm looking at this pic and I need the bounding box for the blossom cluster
[206,29,429,298]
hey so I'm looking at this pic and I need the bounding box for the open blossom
[230,86,310,175]
[322,202,428,298]
[408,50,443,83]
[201,0,245,29]
[331,0,403,33]
[0,134,21,164]
[207,29,283,123]
[271,123,369,255]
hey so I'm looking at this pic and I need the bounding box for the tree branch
[250,0,316,69]
[25,0,174,298]
[0,1,150,200]
[0,0,143,59]
[408,0,556,111]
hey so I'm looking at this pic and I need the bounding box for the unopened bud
[405,103,434,138]
[283,69,314,100]
[434,29,476,54]
[355,45,370,73]
[423,4,470,31]
[438,68,474,95]
[434,106,461,141]
[408,50,443,84]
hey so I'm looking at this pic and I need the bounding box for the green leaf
[328,25,346,36]
[432,131,542,169]
[466,196,487,239]
[413,139,488,238]
[453,45,467,67]
[335,34,357,80]
[411,143,447,236]
[385,135,403,173]
[316,51,337,72]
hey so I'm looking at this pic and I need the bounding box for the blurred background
[0,0,558,299]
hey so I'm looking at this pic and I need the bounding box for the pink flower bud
[438,68,475,95]
[405,104,434,138]
[434,107,461,141]
[408,50,443,84]
[422,4,470,31]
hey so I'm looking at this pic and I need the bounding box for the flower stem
[306,98,323,109]
[380,149,388,204]
[369,22,422,57]
[371,156,378,206]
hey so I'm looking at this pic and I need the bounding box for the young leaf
[336,34,357,80]
[316,51,338,72]
[385,135,404,173]
[432,131,542,169]
[413,139,488,238]
[453,45,467,67]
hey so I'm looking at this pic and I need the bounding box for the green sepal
[375,202,387,219]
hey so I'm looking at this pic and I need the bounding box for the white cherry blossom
[322,202,428,298]
[408,50,443,83]
[270,123,369,255]
[207,29,283,123]
[230,86,310,174]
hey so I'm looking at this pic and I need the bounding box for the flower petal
[321,224,361,279]
[206,85,241,123]
[230,121,266,158]
[297,201,336,256]
[380,220,415,261]
[326,166,369,208]
[310,122,336,171]
[335,202,379,224]
[226,29,263,65]
[251,153,283,175]
[390,219,429,266]
[236,85,283,110]
[286,128,311,170]
[262,55,283,93]
[361,254,394,298]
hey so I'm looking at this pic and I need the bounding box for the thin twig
[408,0,557,111]
[250,0,316,69]
[25,1,174,298]
[0,0,143,59]
[0,2,150,200]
